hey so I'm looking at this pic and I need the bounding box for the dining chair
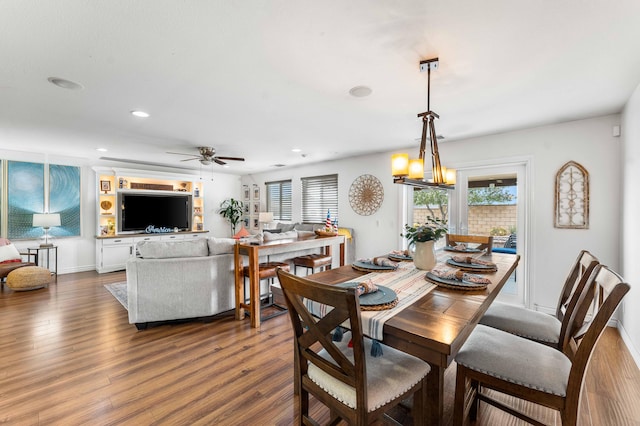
[479,250,598,350]
[453,264,630,426]
[276,269,430,425]
[445,233,494,253]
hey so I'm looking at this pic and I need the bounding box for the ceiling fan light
[199,159,211,165]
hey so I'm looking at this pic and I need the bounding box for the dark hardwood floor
[1,271,639,425]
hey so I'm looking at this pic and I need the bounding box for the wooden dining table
[307,250,520,426]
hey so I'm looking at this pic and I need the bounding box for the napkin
[451,255,496,268]
[355,279,378,295]
[390,249,410,257]
[358,257,398,268]
[453,243,468,251]
[430,267,491,284]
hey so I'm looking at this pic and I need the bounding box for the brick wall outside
[414,204,517,236]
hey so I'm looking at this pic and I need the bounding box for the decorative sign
[349,174,384,216]
[554,161,589,229]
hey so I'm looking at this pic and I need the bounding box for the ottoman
[6,266,51,291]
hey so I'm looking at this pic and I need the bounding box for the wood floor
[1,271,639,425]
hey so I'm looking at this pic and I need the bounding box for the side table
[27,246,57,276]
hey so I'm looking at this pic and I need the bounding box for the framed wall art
[252,185,260,200]
[554,161,589,229]
[243,185,250,201]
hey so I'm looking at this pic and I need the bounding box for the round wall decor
[349,174,384,216]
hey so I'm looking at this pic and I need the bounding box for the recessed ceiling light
[96,148,108,152]
[349,86,372,98]
[291,148,301,152]
[48,77,83,90]
[131,110,150,118]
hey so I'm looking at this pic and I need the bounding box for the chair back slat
[564,265,630,405]
[445,233,494,253]
[556,250,599,321]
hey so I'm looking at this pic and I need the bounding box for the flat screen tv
[118,193,192,233]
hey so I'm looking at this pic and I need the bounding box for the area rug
[104,282,128,310]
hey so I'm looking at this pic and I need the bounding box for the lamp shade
[408,158,424,179]
[258,212,274,223]
[33,213,61,228]
[391,153,409,177]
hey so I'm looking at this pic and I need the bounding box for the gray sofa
[126,237,237,329]
[125,232,348,329]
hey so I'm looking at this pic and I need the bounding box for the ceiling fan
[167,146,245,166]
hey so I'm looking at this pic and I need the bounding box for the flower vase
[413,240,437,270]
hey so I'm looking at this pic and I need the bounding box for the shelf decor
[554,161,589,229]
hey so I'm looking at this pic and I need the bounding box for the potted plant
[218,198,244,235]
[401,216,448,270]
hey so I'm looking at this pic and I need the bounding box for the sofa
[126,237,237,329]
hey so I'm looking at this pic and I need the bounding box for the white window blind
[266,180,292,221]
[301,174,338,224]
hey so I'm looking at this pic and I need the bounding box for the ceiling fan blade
[215,156,245,162]
[179,158,199,162]
[167,151,199,157]
[213,158,227,165]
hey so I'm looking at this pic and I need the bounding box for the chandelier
[392,58,455,190]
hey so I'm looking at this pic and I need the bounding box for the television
[118,192,192,233]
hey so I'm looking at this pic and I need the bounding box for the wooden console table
[234,234,345,327]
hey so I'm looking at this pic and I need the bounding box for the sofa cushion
[276,222,296,232]
[293,223,316,231]
[137,239,209,259]
[263,230,298,241]
[208,237,237,255]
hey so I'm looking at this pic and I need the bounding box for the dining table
[306,249,520,426]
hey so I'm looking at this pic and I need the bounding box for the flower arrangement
[402,216,448,246]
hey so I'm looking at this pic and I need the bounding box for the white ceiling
[1,1,640,174]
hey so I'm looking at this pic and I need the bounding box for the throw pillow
[296,230,315,238]
[208,237,237,255]
[0,243,22,264]
[263,228,282,233]
[275,222,296,232]
[263,230,298,241]
[137,239,209,259]
[0,238,12,246]
[233,226,251,239]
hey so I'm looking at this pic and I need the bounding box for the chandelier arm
[429,117,444,184]
[419,115,429,162]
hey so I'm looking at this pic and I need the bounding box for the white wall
[621,83,640,365]
[244,114,622,314]
[0,148,242,273]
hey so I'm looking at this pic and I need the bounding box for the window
[266,180,292,221]
[301,174,338,224]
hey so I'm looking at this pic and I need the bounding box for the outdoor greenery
[217,198,244,234]
[401,216,448,247]
[413,186,516,219]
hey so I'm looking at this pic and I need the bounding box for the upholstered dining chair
[445,233,494,253]
[276,269,429,425]
[453,264,630,426]
[479,250,599,350]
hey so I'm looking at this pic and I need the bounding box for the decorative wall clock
[349,174,384,216]
[554,161,589,229]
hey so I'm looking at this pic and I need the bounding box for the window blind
[266,180,292,221]
[301,174,338,224]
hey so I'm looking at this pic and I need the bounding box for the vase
[413,240,437,270]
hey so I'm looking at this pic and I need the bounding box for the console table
[234,235,345,328]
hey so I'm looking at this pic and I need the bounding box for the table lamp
[258,212,274,231]
[33,213,61,247]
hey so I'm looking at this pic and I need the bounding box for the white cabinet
[95,232,208,273]
[97,238,135,273]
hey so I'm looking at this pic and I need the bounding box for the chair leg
[412,380,427,426]
[469,379,479,421]
[454,365,468,426]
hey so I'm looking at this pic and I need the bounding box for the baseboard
[618,321,640,370]
[58,265,99,275]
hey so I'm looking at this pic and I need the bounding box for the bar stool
[292,254,332,276]
[242,261,289,320]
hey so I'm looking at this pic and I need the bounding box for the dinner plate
[352,260,397,272]
[446,258,497,271]
[388,253,413,262]
[425,272,488,290]
[337,283,397,306]
[444,246,482,253]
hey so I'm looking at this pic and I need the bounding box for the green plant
[401,216,448,246]
[490,227,509,236]
[217,198,244,234]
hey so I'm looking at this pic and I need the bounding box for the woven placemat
[360,298,399,311]
[425,272,488,291]
[351,263,397,273]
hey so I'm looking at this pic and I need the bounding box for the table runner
[305,262,436,340]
